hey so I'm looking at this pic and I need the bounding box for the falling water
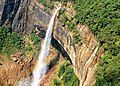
[31,6,61,86]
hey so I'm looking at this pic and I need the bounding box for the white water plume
[31,6,61,86]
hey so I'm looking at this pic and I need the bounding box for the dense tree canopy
[53,61,79,86]
[72,0,120,85]
[0,26,23,55]
[59,0,120,85]
[0,0,119,85]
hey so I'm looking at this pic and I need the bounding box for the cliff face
[0,0,4,20]
[0,0,21,25]
[0,0,51,35]
[0,0,104,86]
[53,24,104,86]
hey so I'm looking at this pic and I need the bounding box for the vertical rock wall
[0,0,21,25]
[0,0,104,86]
[53,23,104,86]
[0,0,5,21]
[0,0,51,36]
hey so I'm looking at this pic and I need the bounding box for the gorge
[0,0,103,86]
[0,0,119,86]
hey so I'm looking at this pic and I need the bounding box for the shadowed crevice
[36,25,72,64]
[51,37,72,64]
[49,53,60,69]
[0,0,21,25]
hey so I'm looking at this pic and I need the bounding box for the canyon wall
[0,0,4,20]
[53,23,104,85]
[0,0,104,86]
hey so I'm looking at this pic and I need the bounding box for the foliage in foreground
[52,60,79,86]
[0,26,41,57]
[95,54,120,86]
[0,26,23,55]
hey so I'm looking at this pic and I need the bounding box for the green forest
[39,0,120,85]
[72,0,120,85]
[0,26,41,57]
[0,0,120,86]
[57,0,120,85]
[52,60,79,86]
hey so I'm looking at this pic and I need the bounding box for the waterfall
[31,6,61,86]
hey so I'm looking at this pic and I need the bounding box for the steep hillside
[0,0,119,86]
[71,0,120,85]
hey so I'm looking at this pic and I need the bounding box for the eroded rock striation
[0,0,104,86]
[53,23,104,86]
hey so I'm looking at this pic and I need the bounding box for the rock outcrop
[53,24,104,86]
[0,0,51,35]
[0,0,4,21]
[0,0,21,25]
[0,53,35,86]
[0,0,104,86]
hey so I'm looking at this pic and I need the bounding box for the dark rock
[0,0,21,25]
[0,63,2,65]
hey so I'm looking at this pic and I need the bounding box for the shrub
[57,60,79,86]
[26,44,32,51]
[30,33,41,45]
[73,33,81,44]
[58,64,65,78]
[0,26,23,55]
[39,0,54,10]
[53,79,61,86]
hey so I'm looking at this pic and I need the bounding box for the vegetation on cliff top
[59,7,82,45]
[0,26,41,58]
[39,0,54,10]
[0,0,119,85]
[72,0,120,85]
[0,26,23,56]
